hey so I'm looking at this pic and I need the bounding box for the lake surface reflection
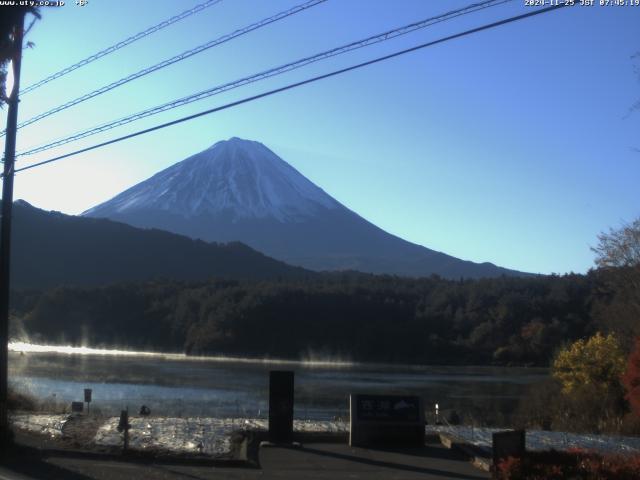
[9,346,547,423]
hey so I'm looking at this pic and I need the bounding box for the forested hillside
[6,200,312,289]
[11,271,615,366]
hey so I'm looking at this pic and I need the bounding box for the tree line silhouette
[11,268,628,367]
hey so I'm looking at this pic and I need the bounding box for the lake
[8,343,547,424]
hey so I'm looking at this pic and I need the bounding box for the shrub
[7,387,37,411]
[622,336,640,419]
[495,450,640,480]
[546,332,627,433]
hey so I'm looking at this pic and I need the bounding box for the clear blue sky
[2,0,639,275]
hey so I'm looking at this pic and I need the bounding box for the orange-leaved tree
[552,332,625,394]
[551,332,627,432]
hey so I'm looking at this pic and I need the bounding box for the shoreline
[8,412,349,463]
[9,341,550,371]
[9,412,638,461]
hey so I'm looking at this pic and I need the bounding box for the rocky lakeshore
[9,413,639,461]
[9,413,349,459]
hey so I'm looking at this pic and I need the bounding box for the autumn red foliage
[622,336,640,418]
[494,450,640,480]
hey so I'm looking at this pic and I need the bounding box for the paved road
[1,440,488,480]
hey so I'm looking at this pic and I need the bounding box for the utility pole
[0,11,25,445]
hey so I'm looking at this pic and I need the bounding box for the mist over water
[9,343,547,421]
[9,342,355,367]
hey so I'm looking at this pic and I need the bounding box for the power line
[5,0,327,137]
[20,0,224,95]
[12,2,572,176]
[18,0,511,157]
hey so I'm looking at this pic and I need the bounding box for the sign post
[84,388,92,414]
[350,394,424,447]
[117,409,131,451]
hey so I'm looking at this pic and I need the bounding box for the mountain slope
[84,137,526,279]
[86,137,339,222]
[7,200,311,289]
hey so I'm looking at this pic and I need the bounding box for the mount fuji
[83,137,524,278]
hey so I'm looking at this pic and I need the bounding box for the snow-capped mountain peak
[84,137,526,279]
[84,137,339,222]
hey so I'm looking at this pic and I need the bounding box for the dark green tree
[0,6,39,105]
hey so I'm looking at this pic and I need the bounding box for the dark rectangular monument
[350,394,424,447]
[492,429,526,467]
[268,370,294,443]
